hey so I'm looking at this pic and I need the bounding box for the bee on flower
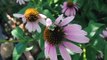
[44,14,89,60]
[13,8,46,33]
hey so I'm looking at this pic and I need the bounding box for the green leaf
[13,43,27,60]
[73,0,78,3]
[86,46,97,60]
[43,9,55,20]
[37,50,45,60]
[104,44,107,60]
[11,27,25,39]
[85,20,104,38]
[32,25,45,49]
[72,54,80,60]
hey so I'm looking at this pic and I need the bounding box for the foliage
[0,0,107,60]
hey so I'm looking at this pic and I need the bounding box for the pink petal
[46,18,52,27]
[63,42,82,53]
[25,22,37,32]
[62,7,67,13]
[102,30,107,37]
[72,8,76,16]
[65,35,89,43]
[69,9,73,16]
[22,17,26,23]
[45,42,50,58]
[64,24,82,32]
[36,24,41,33]
[65,9,71,16]
[39,14,47,19]
[60,16,75,26]
[69,8,74,16]
[45,42,57,60]
[64,30,87,36]
[63,2,67,8]
[39,19,46,25]
[100,34,104,38]
[13,13,23,18]
[59,44,71,60]
[54,14,63,25]
[74,4,78,11]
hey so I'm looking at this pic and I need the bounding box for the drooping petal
[60,16,75,26]
[46,18,52,27]
[65,35,89,43]
[72,8,76,16]
[13,14,23,18]
[69,8,74,16]
[22,17,26,23]
[49,46,57,60]
[59,44,71,60]
[63,42,82,53]
[54,14,63,25]
[39,19,46,25]
[62,2,67,8]
[39,14,47,19]
[74,4,78,11]
[65,9,71,16]
[25,22,37,32]
[36,24,41,33]
[100,34,104,38]
[69,8,73,16]
[64,24,82,32]
[25,22,33,32]
[45,42,50,58]
[45,42,57,60]
[62,7,67,13]
[102,30,107,37]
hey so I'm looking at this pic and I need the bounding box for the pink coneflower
[13,8,46,33]
[16,0,29,5]
[61,1,78,16]
[44,14,89,60]
[100,28,107,39]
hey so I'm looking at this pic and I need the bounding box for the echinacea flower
[61,1,78,16]
[16,0,29,5]
[13,8,46,33]
[100,28,107,39]
[44,14,89,60]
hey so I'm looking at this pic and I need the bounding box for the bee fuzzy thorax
[24,8,40,22]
